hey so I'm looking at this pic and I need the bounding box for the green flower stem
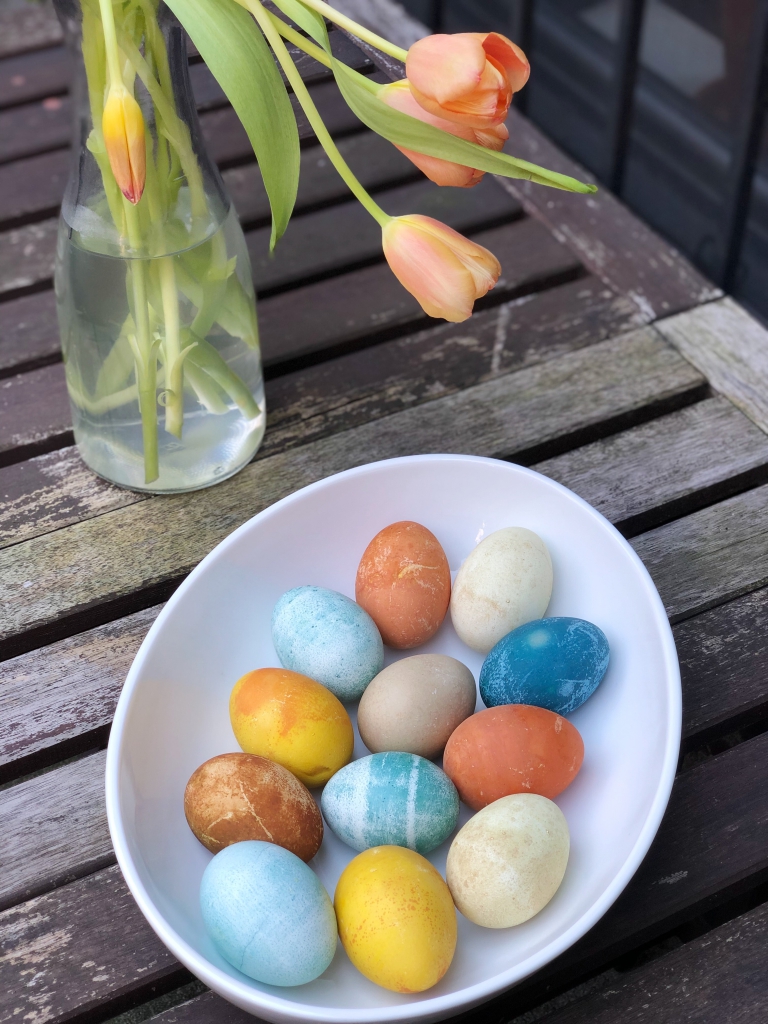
[124,199,160,483]
[97,0,124,88]
[291,0,408,62]
[267,13,331,67]
[117,29,208,221]
[244,0,391,228]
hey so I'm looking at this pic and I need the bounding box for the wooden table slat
[4,729,768,1024]
[0,217,585,466]
[0,328,704,656]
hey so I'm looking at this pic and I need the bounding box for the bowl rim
[105,453,682,1024]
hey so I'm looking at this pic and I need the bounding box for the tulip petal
[379,81,485,187]
[382,215,500,323]
[406,34,488,105]
[102,87,146,204]
[482,33,531,93]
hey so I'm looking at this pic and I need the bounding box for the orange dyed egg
[443,705,584,810]
[229,668,354,787]
[355,521,451,649]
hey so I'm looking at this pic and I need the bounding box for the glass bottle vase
[54,0,266,493]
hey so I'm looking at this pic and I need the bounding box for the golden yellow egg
[229,668,354,787]
[334,846,457,993]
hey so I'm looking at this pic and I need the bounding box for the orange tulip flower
[406,32,530,129]
[382,214,501,323]
[102,85,146,204]
[379,80,508,188]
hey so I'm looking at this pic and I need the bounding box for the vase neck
[55,0,229,259]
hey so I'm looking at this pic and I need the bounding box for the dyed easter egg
[443,705,583,809]
[447,794,570,927]
[480,617,610,715]
[272,586,383,701]
[184,753,323,861]
[230,668,354,787]
[450,528,553,653]
[200,841,337,986]
[335,846,457,992]
[321,752,459,854]
[355,521,451,649]
[358,654,477,758]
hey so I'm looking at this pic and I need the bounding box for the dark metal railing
[412,0,768,302]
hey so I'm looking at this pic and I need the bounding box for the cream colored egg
[450,528,553,653]
[446,793,569,928]
[358,654,477,759]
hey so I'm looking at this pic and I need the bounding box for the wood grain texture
[0,176,517,303]
[0,217,58,295]
[247,177,519,296]
[496,109,721,322]
[0,362,72,465]
[520,902,768,1024]
[0,865,181,1024]
[0,445,145,548]
[676,587,768,742]
[655,297,768,435]
[536,396,768,535]
[0,46,69,110]
[0,289,58,375]
[631,483,768,623]
[0,274,630,550]
[0,750,112,911]
[0,329,704,653]
[4,730,768,1024]
[256,222,589,368]
[0,217,584,465]
[0,606,159,781]
[0,150,68,232]
[0,3,61,58]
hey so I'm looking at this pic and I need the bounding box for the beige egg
[358,654,477,759]
[450,528,553,653]
[446,793,569,928]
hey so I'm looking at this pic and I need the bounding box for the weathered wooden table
[2,6,768,1023]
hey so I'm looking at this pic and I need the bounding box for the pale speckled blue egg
[479,617,610,716]
[272,587,383,701]
[199,840,337,986]
[321,752,459,854]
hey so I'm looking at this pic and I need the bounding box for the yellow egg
[334,846,457,993]
[229,668,354,787]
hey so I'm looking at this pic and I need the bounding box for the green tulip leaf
[164,0,300,248]
[332,62,596,193]
[270,0,329,47]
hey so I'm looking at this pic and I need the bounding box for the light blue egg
[321,752,459,854]
[272,586,383,701]
[200,841,337,987]
[479,616,610,716]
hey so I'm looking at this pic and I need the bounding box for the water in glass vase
[56,206,266,493]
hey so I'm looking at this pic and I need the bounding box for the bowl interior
[108,455,679,1023]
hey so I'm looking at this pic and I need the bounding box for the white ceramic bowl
[106,454,681,1024]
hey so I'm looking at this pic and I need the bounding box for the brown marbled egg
[184,752,323,861]
[443,705,584,810]
[355,521,451,649]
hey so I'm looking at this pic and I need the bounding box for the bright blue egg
[272,586,383,701]
[479,617,610,716]
[200,841,337,986]
[321,752,459,854]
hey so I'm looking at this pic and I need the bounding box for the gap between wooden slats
[0,217,587,467]
[0,327,707,656]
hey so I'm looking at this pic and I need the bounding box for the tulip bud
[102,85,146,204]
[406,32,530,129]
[382,214,500,323]
[380,80,508,188]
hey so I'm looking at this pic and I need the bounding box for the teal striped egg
[321,752,459,854]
